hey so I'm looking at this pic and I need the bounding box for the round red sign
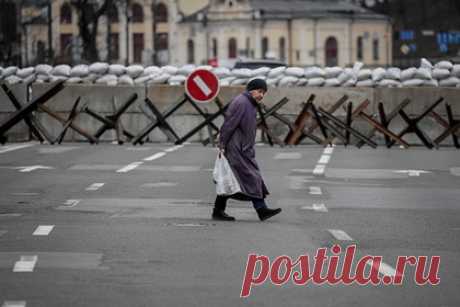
[185,69,220,103]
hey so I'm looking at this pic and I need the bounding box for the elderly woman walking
[212,79,282,222]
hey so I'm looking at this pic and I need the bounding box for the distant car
[233,59,286,69]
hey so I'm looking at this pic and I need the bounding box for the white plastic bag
[213,153,241,196]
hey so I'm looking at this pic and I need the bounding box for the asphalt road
[0,142,459,307]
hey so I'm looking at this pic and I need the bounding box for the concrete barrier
[0,83,459,146]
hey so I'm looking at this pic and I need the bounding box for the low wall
[0,82,459,146]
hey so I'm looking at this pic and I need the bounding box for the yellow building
[21,0,392,67]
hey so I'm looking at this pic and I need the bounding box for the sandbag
[118,75,134,85]
[213,67,231,78]
[35,64,53,75]
[126,65,144,78]
[325,66,343,78]
[401,67,417,81]
[285,67,304,78]
[70,65,89,77]
[168,75,186,85]
[267,66,286,78]
[422,79,438,87]
[149,73,170,84]
[95,74,117,84]
[177,64,196,76]
[324,78,341,87]
[307,77,325,87]
[420,58,433,69]
[232,68,253,78]
[16,67,35,78]
[357,69,372,81]
[89,62,109,75]
[378,79,401,87]
[304,67,325,79]
[439,77,460,87]
[161,65,178,75]
[266,77,281,86]
[66,77,83,84]
[296,78,308,86]
[384,67,401,80]
[402,79,424,87]
[231,78,249,85]
[1,66,18,78]
[5,75,22,84]
[278,76,299,87]
[342,79,356,87]
[432,68,451,80]
[372,67,386,82]
[356,79,374,87]
[108,64,126,76]
[338,70,354,83]
[251,67,271,76]
[52,65,71,77]
[414,68,432,80]
[36,74,50,82]
[144,66,161,76]
[452,65,460,77]
[434,60,453,70]
[134,75,153,84]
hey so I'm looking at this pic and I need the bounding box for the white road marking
[309,186,322,195]
[10,193,39,196]
[301,203,328,212]
[313,165,325,175]
[193,75,212,96]
[318,154,331,164]
[116,161,143,173]
[323,147,334,155]
[164,145,184,153]
[33,225,55,236]
[17,165,53,172]
[63,199,80,208]
[0,143,35,154]
[393,170,431,177]
[143,152,166,161]
[173,223,208,227]
[13,255,37,272]
[2,301,26,307]
[274,152,302,160]
[85,183,105,191]
[328,229,354,241]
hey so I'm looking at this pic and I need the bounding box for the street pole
[125,0,130,65]
[47,0,53,64]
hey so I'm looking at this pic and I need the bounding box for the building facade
[20,0,392,67]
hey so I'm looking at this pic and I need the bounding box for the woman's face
[249,89,266,103]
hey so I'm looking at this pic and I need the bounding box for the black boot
[256,207,282,221]
[212,196,235,221]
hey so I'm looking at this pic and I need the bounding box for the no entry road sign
[185,69,220,103]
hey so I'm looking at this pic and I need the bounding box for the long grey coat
[219,92,269,200]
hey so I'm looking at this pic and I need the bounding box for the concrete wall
[0,83,459,146]
[0,83,30,142]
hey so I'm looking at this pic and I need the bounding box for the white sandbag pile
[1,59,460,88]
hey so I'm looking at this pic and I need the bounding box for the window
[107,3,118,23]
[155,33,168,50]
[110,33,119,60]
[325,36,338,66]
[133,33,144,63]
[212,38,218,58]
[373,38,379,61]
[154,3,168,23]
[60,34,73,56]
[228,38,237,59]
[60,3,72,24]
[187,39,195,63]
[357,36,363,61]
[131,3,144,23]
[279,37,286,61]
[261,37,268,59]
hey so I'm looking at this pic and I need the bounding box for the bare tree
[70,0,114,62]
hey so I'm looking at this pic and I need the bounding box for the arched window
[228,38,237,59]
[212,38,218,58]
[325,36,338,67]
[279,37,286,61]
[261,37,268,59]
[187,39,195,63]
[60,3,72,24]
[373,38,379,61]
[357,36,363,61]
[154,3,168,23]
[131,3,144,23]
[107,3,118,23]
